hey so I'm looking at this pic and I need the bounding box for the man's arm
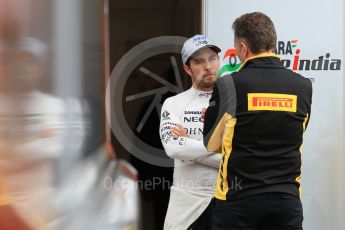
[159,99,216,161]
[304,78,313,130]
[203,76,237,153]
[194,153,222,168]
[169,123,221,168]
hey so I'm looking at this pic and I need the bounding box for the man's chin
[199,81,216,89]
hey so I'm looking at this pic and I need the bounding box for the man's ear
[183,64,193,77]
[240,41,249,59]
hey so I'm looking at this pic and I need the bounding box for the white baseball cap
[181,34,221,64]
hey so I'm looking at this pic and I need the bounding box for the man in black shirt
[203,12,312,230]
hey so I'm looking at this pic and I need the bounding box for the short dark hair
[232,12,277,54]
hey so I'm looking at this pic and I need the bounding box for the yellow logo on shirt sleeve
[248,93,297,112]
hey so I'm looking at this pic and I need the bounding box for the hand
[171,124,188,137]
[200,108,207,122]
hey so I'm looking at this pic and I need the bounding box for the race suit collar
[190,86,213,98]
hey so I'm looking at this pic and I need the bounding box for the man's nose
[204,61,211,72]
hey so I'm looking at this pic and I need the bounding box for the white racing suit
[160,87,221,230]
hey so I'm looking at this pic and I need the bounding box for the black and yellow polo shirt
[203,55,312,201]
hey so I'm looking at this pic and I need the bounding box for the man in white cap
[159,35,222,230]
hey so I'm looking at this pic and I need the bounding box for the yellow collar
[238,54,280,71]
